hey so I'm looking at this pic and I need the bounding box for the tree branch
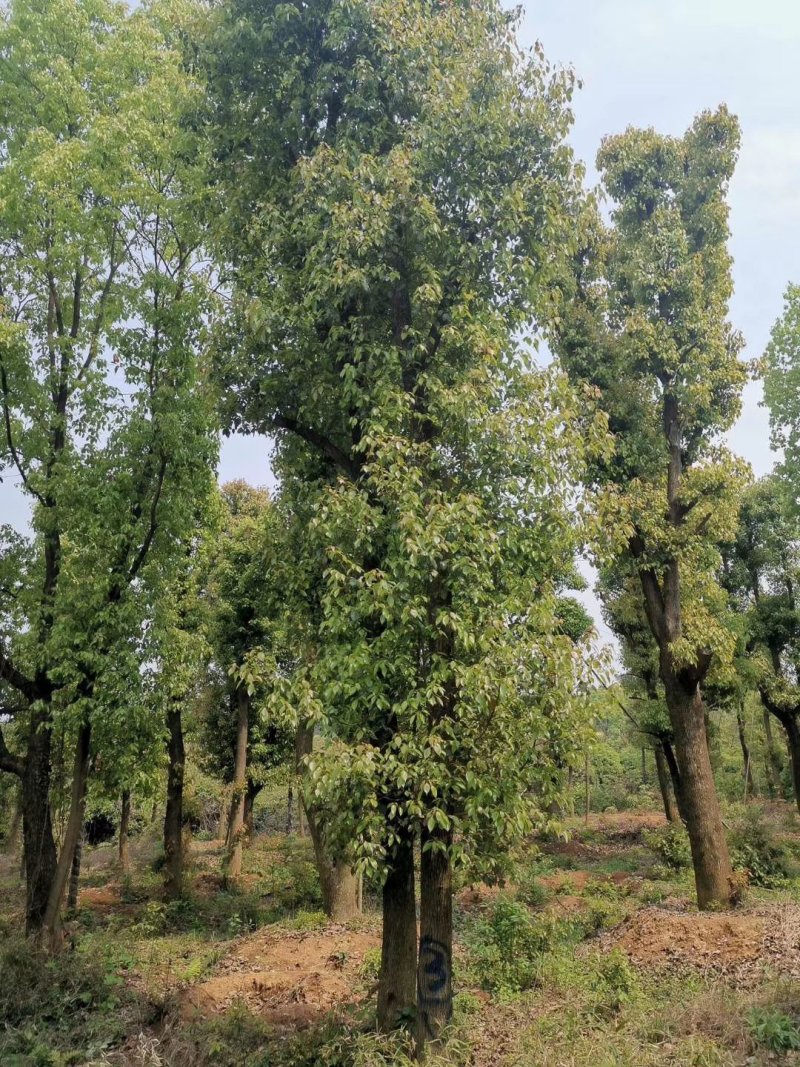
[0,717,23,777]
[0,361,44,504]
[270,414,361,481]
[127,454,168,583]
[0,644,37,703]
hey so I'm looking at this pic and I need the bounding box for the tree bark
[67,828,83,912]
[662,672,733,908]
[655,744,680,823]
[22,703,58,933]
[735,704,755,799]
[43,719,91,944]
[416,826,453,1058]
[163,698,185,900]
[118,789,131,872]
[779,713,800,815]
[377,824,417,1032]
[286,783,294,835]
[225,688,249,884]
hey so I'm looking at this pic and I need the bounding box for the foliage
[643,824,692,870]
[729,808,790,888]
[747,1006,800,1052]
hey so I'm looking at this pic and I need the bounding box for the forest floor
[3,804,800,1066]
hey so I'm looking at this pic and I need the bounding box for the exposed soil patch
[539,869,637,893]
[180,925,379,1028]
[79,884,120,909]
[606,906,766,974]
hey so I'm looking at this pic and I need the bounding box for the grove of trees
[1,0,799,1061]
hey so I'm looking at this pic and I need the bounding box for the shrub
[643,824,691,870]
[467,896,574,995]
[730,809,790,888]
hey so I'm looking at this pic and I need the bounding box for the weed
[747,1006,800,1051]
[643,824,692,870]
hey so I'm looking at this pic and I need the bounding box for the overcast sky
[4,0,799,640]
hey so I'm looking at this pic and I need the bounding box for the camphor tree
[722,476,800,811]
[557,107,750,908]
[201,481,294,883]
[0,0,217,935]
[208,0,605,1048]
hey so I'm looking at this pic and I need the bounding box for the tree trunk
[163,699,185,900]
[22,703,58,933]
[286,784,294,835]
[655,744,679,823]
[43,719,91,944]
[118,789,131,872]
[243,779,260,837]
[661,738,686,822]
[762,708,780,798]
[780,713,800,815]
[6,790,22,854]
[663,674,733,908]
[296,723,359,921]
[67,829,83,912]
[735,705,755,799]
[225,688,249,884]
[377,824,417,1032]
[416,826,453,1058]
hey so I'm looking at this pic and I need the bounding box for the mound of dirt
[606,907,765,973]
[181,925,379,1028]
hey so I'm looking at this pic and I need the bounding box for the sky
[4,0,800,639]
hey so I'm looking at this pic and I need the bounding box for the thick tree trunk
[225,688,249,884]
[663,675,733,909]
[22,704,58,933]
[119,789,131,872]
[780,714,800,815]
[163,699,185,900]
[296,724,359,920]
[735,704,755,799]
[655,744,680,823]
[67,829,83,912]
[43,720,92,943]
[416,827,453,1058]
[762,707,781,797]
[377,824,417,1032]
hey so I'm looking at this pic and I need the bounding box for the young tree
[557,108,749,907]
[209,0,604,1046]
[0,0,217,934]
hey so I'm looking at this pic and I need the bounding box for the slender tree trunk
[163,699,185,900]
[661,738,685,822]
[416,826,453,1058]
[735,704,755,799]
[377,824,417,1032]
[243,779,260,837]
[118,789,131,872]
[762,708,780,798]
[286,783,294,835]
[641,747,647,784]
[67,829,83,912]
[662,674,732,908]
[22,703,58,933]
[225,688,249,884]
[43,719,91,943]
[296,724,359,920]
[655,744,679,823]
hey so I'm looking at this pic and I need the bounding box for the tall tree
[208,0,603,1047]
[0,0,217,934]
[557,108,749,908]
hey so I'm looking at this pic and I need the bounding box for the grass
[2,803,800,1065]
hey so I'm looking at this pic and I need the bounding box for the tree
[0,0,217,935]
[557,108,749,908]
[208,0,605,1048]
[200,482,295,883]
[721,476,800,811]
